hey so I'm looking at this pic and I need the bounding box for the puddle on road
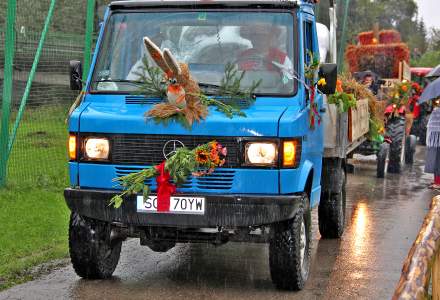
[0,148,438,300]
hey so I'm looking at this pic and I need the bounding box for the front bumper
[64,188,302,227]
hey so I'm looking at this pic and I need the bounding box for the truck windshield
[91,11,295,96]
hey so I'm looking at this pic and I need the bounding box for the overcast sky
[417,0,440,30]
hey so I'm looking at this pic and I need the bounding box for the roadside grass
[0,105,70,290]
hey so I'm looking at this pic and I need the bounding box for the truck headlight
[84,137,110,160]
[245,142,277,166]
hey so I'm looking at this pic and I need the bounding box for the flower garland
[110,141,227,208]
[390,80,412,107]
[304,52,325,129]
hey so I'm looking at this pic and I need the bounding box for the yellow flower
[317,78,327,86]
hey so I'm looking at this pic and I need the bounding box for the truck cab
[65,0,339,291]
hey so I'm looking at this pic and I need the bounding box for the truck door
[303,15,323,206]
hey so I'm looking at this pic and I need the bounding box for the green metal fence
[0,0,349,189]
[0,0,99,189]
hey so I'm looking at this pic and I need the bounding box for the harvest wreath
[109,36,265,208]
[110,141,227,208]
[134,37,260,128]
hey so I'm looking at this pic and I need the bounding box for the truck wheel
[318,170,346,238]
[405,135,417,165]
[269,194,311,291]
[147,241,175,252]
[69,212,121,279]
[376,142,390,178]
[386,117,405,173]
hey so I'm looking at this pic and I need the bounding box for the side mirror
[318,63,337,95]
[69,60,83,90]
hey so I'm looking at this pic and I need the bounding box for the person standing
[425,99,440,189]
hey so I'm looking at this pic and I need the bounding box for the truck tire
[69,212,121,279]
[318,169,346,238]
[376,142,389,178]
[269,194,311,291]
[386,117,405,173]
[405,135,417,165]
[147,241,175,252]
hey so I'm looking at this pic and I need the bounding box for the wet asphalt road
[1,148,439,300]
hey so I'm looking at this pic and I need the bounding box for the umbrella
[419,76,440,103]
[425,64,440,78]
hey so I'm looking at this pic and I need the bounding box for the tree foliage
[315,0,427,58]
[0,0,111,34]
[412,50,440,68]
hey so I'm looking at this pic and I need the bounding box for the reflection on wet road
[0,148,438,300]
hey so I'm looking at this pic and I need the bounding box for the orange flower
[336,79,343,93]
[195,149,209,164]
[210,148,220,165]
[401,85,408,92]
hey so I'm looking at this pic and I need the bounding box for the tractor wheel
[376,142,390,178]
[69,212,121,279]
[418,114,429,146]
[386,117,405,174]
[405,135,417,165]
[269,194,311,291]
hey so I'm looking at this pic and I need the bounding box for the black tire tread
[405,135,416,165]
[69,213,121,279]
[269,195,311,291]
[386,117,405,173]
[418,115,429,145]
[318,168,346,238]
[318,192,345,238]
[376,143,389,178]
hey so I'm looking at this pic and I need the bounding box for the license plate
[136,195,205,215]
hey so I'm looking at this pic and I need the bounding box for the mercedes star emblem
[162,140,185,159]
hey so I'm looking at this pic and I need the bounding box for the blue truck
[65,0,358,291]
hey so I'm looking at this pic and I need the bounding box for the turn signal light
[68,134,77,160]
[283,140,300,167]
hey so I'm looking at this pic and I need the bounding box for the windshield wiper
[198,82,221,90]
[93,79,144,85]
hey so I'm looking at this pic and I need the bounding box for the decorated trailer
[65,0,369,291]
[346,29,417,176]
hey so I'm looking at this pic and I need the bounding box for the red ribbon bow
[155,162,176,212]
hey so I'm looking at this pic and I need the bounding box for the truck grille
[125,95,161,105]
[111,135,240,167]
[115,167,235,191]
